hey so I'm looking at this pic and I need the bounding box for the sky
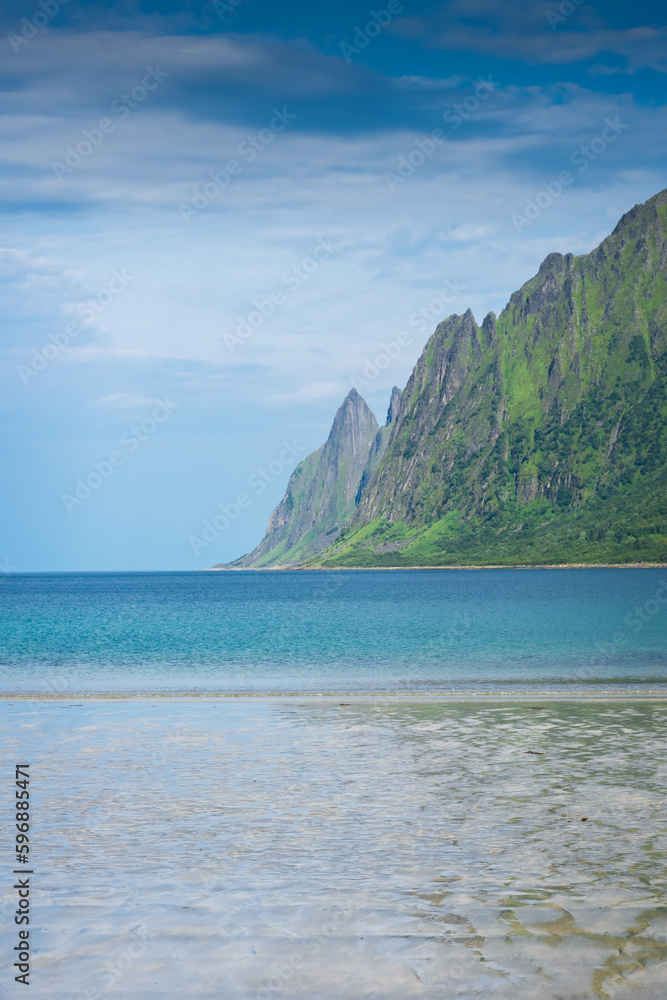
[1,0,666,571]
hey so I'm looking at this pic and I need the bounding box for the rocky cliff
[318,189,667,566]
[220,388,385,567]
[217,190,667,569]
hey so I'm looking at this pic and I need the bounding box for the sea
[1,569,666,998]
[1,567,666,696]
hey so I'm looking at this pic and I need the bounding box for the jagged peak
[325,388,379,457]
[537,251,574,276]
[435,309,479,335]
[460,308,479,330]
[611,188,667,237]
[386,386,402,425]
[330,388,374,427]
[335,387,375,423]
[482,311,497,348]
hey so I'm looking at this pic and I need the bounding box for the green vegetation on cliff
[316,466,667,566]
[314,190,667,567]
[220,191,667,569]
[219,388,397,568]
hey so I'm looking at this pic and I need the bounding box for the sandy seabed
[2,698,666,999]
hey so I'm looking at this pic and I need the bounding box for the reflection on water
[1,699,666,998]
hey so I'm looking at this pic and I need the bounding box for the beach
[3,696,666,999]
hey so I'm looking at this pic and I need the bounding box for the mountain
[216,189,667,570]
[220,388,398,568]
[315,189,667,566]
[356,386,403,503]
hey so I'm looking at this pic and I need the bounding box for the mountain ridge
[217,189,667,569]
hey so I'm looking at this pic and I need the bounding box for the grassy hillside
[314,465,667,567]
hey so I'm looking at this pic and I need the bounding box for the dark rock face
[386,386,402,425]
[355,309,489,524]
[223,389,381,567]
[356,386,403,504]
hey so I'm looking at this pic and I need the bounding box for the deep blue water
[1,568,666,694]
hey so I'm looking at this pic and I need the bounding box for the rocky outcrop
[356,386,403,503]
[220,388,382,567]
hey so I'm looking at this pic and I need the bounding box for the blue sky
[1,0,666,571]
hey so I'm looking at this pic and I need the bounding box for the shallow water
[1,569,667,695]
[2,698,666,998]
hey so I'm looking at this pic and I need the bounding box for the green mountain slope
[220,389,384,568]
[315,189,667,567]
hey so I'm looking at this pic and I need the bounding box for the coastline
[3,690,667,701]
[205,562,667,571]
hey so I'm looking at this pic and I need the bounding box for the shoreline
[3,690,666,702]
[207,562,667,571]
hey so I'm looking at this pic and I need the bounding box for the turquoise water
[1,568,666,695]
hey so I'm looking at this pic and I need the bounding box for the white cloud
[93,392,159,408]
[3,90,664,398]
